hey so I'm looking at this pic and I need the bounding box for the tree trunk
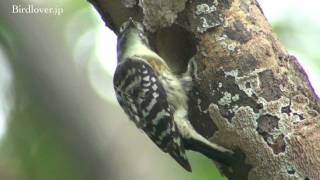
[87,0,320,179]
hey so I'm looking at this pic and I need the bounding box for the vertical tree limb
[88,0,320,179]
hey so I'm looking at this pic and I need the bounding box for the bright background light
[0,46,13,141]
[259,0,320,25]
[85,10,119,103]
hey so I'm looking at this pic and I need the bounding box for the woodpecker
[113,18,233,172]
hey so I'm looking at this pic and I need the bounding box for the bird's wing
[113,58,191,171]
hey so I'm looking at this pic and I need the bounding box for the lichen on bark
[88,0,320,179]
[138,0,188,31]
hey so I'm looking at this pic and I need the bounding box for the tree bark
[88,0,320,179]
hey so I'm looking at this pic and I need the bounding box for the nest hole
[152,24,197,74]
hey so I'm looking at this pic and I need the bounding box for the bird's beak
[127,17,136,28]
[119,17,136,33]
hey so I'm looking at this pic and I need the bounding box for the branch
[88,0,320,179]
[87,0,142,34]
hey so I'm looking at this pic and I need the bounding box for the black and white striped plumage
[113,18,233,172]
[114,58,190,170]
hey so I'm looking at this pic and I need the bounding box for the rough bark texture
[88,0,320,179]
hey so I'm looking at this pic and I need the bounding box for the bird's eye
[120,21,130,33]
[119,24,126,32]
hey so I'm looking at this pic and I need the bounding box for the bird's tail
[184,137,234,166]
[169,143,192,172]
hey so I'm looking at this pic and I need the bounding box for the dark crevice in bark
[281,105,291,114]
[258,70,283,101]
[188,84,218,138]
[225,20,253,44]
[287,166,296,175]
[256,115,279,134]
[151,24,197,74]
[270,134,286,154]
[256,115,286,154]
[237,54,258,76]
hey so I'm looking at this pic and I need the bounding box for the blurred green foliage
[1,100,86,180]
